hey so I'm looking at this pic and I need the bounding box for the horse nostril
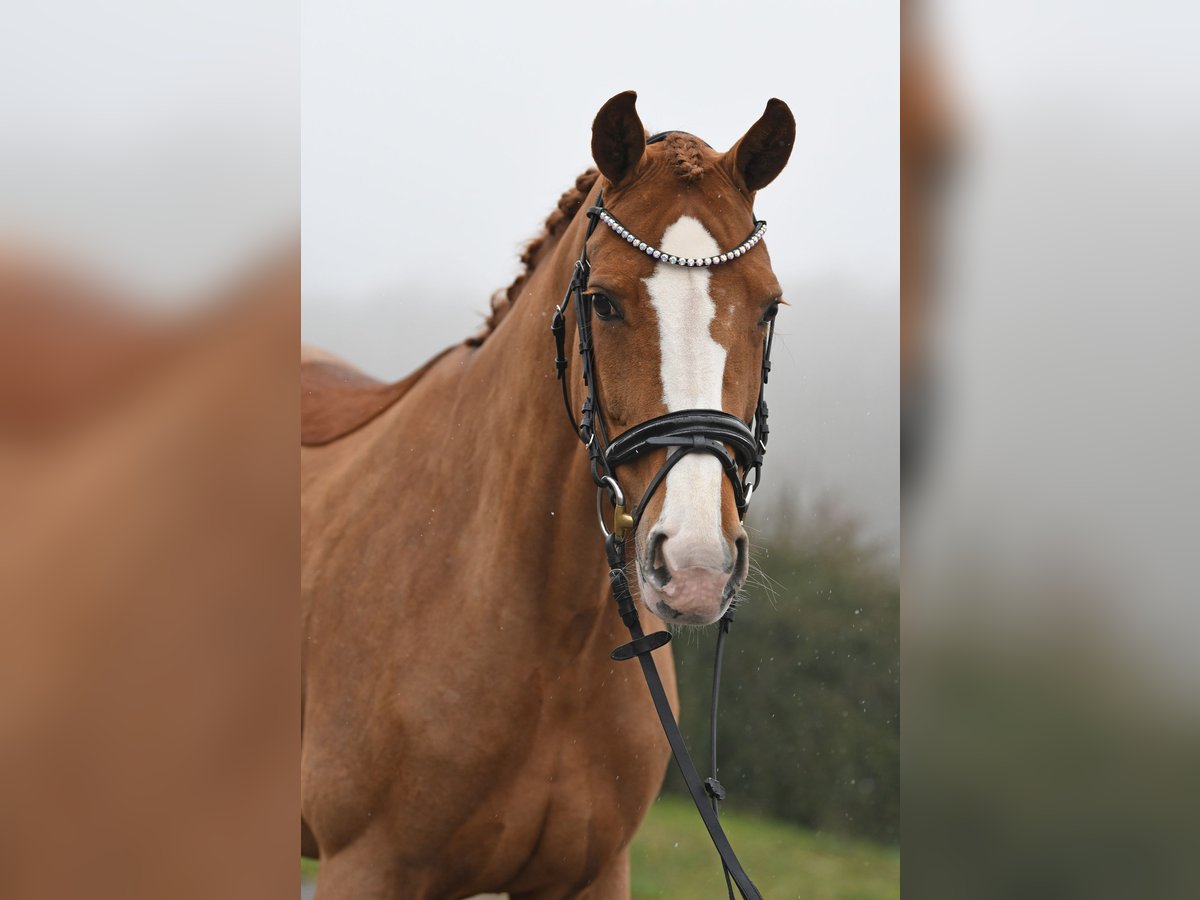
[648,530,670,587]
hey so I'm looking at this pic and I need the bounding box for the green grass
[631,796,897,899]
[301,796,898,899]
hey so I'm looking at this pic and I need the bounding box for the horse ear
[591,91,645,187]
[726,98,796,193]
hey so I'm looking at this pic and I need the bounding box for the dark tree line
[665,508,900,844]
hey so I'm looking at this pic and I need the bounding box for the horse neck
[453,205,614,610]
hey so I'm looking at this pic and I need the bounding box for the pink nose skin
[658,566,730,619]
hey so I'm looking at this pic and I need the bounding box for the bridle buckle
[612,503,634,541]
[596,476,632,540]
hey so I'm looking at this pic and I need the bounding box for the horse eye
[591,293,621,321]
[760,300,781,325]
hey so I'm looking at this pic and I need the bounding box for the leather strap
[645,130,713,148]
[605,409,758,471]
[604,539,762,900]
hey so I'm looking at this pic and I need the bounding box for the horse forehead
[656,215,721,260]
[641,218,720,310]
[640,215,723,320]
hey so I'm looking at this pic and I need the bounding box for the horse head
[570,90,795,626]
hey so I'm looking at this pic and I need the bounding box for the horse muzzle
[637,522,749,625]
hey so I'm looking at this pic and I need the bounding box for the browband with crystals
[592,206,768,269]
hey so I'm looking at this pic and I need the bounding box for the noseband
[550,160,777,900]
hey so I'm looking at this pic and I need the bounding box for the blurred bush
[905,625,1200,900]
[664,501,900,844]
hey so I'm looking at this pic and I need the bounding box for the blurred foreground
[0,253,299,899]
[0,3,297,896]
[904,2,1200,896]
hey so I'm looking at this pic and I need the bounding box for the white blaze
[643,216,729,571]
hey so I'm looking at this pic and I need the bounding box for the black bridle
[550,165,777,900]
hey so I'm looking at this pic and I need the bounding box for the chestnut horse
[301,91,794,899]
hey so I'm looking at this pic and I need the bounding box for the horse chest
[429,656,672,893]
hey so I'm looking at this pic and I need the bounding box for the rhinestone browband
[594,208,767,268]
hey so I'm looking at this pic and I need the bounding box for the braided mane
[466,168,600,347]
[665,132,706,183]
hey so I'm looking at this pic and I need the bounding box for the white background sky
[0,0,297,300]
[302,0,899,307]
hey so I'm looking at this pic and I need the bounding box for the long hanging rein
[550,183,776,900]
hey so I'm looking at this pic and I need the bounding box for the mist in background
[301,0,900,553]
[0,1,296,303]
[905,2,1200,896]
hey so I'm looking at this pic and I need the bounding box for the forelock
[664,133,707,183]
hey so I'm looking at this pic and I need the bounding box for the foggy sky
[302,1,899,306]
